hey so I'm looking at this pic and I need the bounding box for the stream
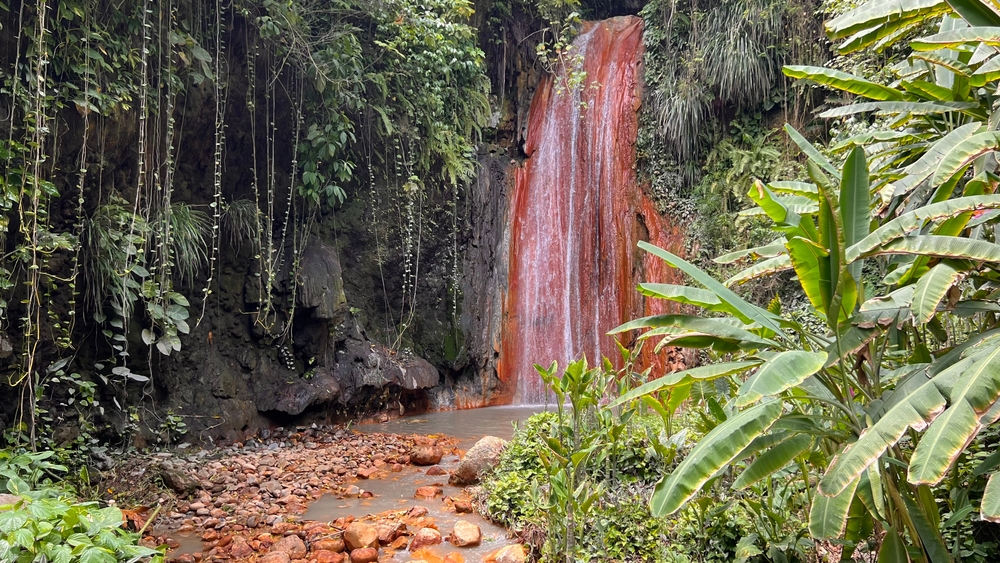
[166,405,545,562]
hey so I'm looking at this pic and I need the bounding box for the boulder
[409,528,443,551]
[271,535,306,559]
[349,547,379,563]
[311,538,345,553]
[411,446,444,466]
[260,553,291,563]
[377,522,407,544]
[448,520,482,547]
[313,551,345,563]
[344,521,379,550]
[487,544,527,563]
[450,436,506,486]
[415,486,442,499]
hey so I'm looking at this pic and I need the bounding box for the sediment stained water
[500,16,684,404]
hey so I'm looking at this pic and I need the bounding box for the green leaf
[877,526,910,563]
[908,346,1000,484]
[785,124,841,179]
[634,242,787,337]
[841,146,870,284]
[861,235,1000,263]
[886,123,982,199]
[944,0,1000,26]
[733,434,813,489]
[809,476,861,539]
[820,348,989,496]
[786,237,829,315]
[912,261,965,324]
[735,351,827,407]
[818,101,980,119]
[650,400,783,516]
[847,195,1000,261]
[612,315,778,349]
[983,472,1000,522]
[783,66,904,100]
[826,0,947,40]
[911,26,1000,50]
[714,238,788,264]
[933,131,1000,187]
[611,361,763,407]
[724,255,794,287]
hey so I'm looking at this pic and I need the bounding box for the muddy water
[358,405,545,448]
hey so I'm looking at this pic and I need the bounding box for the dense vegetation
[479,0,1000,562]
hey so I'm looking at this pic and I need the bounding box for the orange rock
[311,538,345,553]
[409,528,442,551]
[349,547,379,563]
[414,486,442,499]
[313,550,345,563]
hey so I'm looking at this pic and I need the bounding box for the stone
[356,467,378,479]
[313,550,345,563]
[376,522,407,544]
[349,547,379,563]
[444,553,466,563]
[414,486,442,499]
[450,436,506,486]
[425,466,447,476]
[487,544,527,563]
[409,528,443,551]
[260,552,291,563]
[344,522,379,550]
[407,506,429,518]
[448,521,481,547]
[410,446,444,466]
[453,499,473,514]
[270,534,306,559]
[311,538,345,553]
[228,537,254,558]
[158,465,200,495]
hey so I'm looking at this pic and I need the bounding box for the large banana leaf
[636,242,788,337]
[841,146,871,284]
[638,284,730,314]
[819,349,990,496]
[946,0,1000,26]
[846,194,1000,262]
[860,234,1000,263]
[733,434,813,489]
[782,66,905,100]
[908,346,1000,484]
[714,238,787,264]
[887,122,982,199]
[768,181,819,199]
[612,315,779,348]
[818,101,980,119]
[610,361,762,408]
[877,527,910,563]
[911,26,1000,49]
[735,351,827,407]
[651,400,783,516]
[809,476,861,539]
[983,472,1000,522]
[911,261,965,323]
[786,237,830,315]
[785,124,841,179]
[971,52,1000,85]
[931,131,1000,185]
[826,0,947,40]
[724,255,793,287]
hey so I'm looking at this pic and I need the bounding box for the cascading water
[499,16,686,404]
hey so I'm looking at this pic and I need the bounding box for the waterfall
[498,16,685,405]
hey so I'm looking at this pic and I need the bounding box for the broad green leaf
[825,326,879,368]
[900,77,956,100]
[651,400,783,516]
[901,491,952,562]
[785,124,841,179]
[612,315,778,348]
[911,51,973,76]
[877,526,910,563]
[809,475,860,539]
[983,472,1000,522]
[635,242,787,338]
[736,351,827,407]
[861,235,1000,263]
[783,66,905,100]
[912,261,965,324]
[638,284,731,315]
[932,131,1000,186]
[786,237,830,314]
[887,122,981,199]
[846,195,1000,262]
[724,255,793,287]
[820,349,989,496]
[714,238,787,264]
[945,0,1000,26]
[971,53,1000,85]
[908,347,1000,484]
[609,361,762,407]
[739,196,818,217]
[911,26,1000,49]
[768,181,819,198]
[841,146,871,284]
[819,101,980,119]
[733,434,813,489]
[827,0,946,40]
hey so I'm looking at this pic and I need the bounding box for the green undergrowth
[0,449,163,563]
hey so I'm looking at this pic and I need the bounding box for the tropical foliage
[617,1,1000,560]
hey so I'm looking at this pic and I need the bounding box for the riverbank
[105,421,523,562]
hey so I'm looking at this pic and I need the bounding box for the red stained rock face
[499,16,686,404]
